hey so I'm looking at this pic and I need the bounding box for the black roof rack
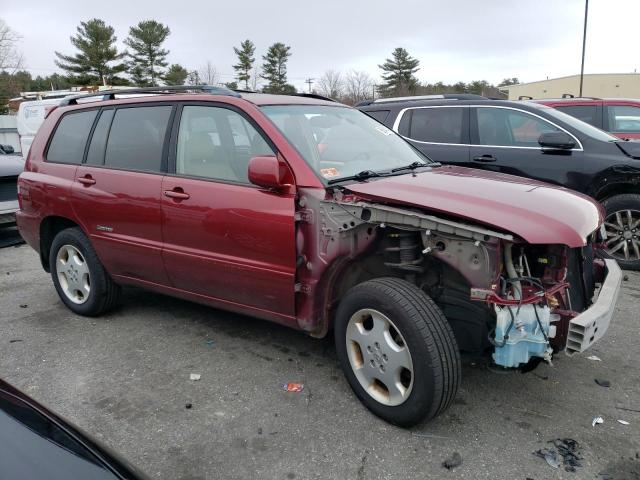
[292,92,337,102]
[355,93,487,107]
[59,85,241,106]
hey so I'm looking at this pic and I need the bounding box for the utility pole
[579,0,589,97]
[305,78,314,93]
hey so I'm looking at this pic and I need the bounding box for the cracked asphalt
[1,240,639,480]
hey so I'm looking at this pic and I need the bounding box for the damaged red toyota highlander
[16,86,622,426]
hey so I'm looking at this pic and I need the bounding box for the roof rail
[292,92,337,102]
[562,93,575,99]
[357,93,487,106]
[518,95,534,100]
[59,85,241,106]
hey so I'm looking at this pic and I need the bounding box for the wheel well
[595,182,640,202]
[40,216,80,272]
[328,230,493,356]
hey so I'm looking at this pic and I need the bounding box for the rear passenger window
[555,105,598,127]
[86,109,114,165]
[104,106,172,172]
[47,110,98,164]
[407,107,464,144]
[365,110,390,123]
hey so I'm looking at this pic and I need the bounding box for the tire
[49,227,121,316]
[334,277,460,427]
[600,193,640,271]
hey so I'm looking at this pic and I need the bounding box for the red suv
[16,86,621,426]
[534,97,640,140]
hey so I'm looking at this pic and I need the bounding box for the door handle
[77,175,96,186]
[164,189,190,200]
[473,155,497,163]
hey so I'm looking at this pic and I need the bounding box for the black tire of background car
[334,277,460,427]
[601,193,640,271]
[49,227,121,316]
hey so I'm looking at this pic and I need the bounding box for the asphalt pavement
[1,240,639,480]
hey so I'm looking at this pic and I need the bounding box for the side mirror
[538,131,576,151]
[0,144,15,154]
[248,155,294,191]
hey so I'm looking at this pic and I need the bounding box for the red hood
[345,166,602,247]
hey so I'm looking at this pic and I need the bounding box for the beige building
[500,73,640,100]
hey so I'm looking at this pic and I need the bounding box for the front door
[72,105,174,284]
[160,104,296,320]
[468,106,584,190]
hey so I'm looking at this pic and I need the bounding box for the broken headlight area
[463,241,599,369]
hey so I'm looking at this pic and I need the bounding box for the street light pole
[579,0,589,97]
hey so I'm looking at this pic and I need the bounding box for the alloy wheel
[603,209,640,261]
[56,244,91,304]
[345,308,414,406]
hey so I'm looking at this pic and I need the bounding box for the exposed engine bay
[295,188,606,370]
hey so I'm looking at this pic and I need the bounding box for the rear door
[393,106,470,165]
[604,103,640,140]
[469,105,584,189]
[160,103,296,319]
[72,104,174,285]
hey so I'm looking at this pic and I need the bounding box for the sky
[2,0,639,92]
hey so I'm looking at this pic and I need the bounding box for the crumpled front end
[295,188,620,370]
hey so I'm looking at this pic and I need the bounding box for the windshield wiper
[391,161,439,173]
[327,169,383,185]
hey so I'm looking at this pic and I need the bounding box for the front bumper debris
[565,259,622,355]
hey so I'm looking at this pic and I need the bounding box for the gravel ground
[1,241,639,480]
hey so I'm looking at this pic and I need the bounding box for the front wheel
[334,277,460,427]
[601,194,640,271]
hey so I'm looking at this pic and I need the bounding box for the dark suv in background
[532,97,640,140]
[358,95,640,270]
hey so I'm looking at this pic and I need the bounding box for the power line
[305,77,314,93]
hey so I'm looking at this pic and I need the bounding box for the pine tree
[378,47,420,96]
[233,39,255,89]
[124,20,170,86]
[54,19,127,85]
[163,64,188,86]
[261,42,291,94]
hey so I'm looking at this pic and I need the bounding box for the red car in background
[534,97,640,140]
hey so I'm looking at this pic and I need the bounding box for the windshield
[527,103,619,142]
[260,105,431,182]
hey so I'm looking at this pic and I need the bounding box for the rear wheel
[601,194,640,271]
[50,227,121,316]
[334,277,460,427]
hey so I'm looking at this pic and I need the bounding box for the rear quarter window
[363,110,390,124]
[46,110,98,164]
[104,106,172,173]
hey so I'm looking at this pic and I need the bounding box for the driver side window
[176,106,274,183]
[476,107,560,147]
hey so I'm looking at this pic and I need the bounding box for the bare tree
[344,70,374,105]
[0,19,23,72]
[198,60,219,85]
[250,66,261,91]
[316,70,344,99]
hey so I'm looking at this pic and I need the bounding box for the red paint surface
[346,166,602,247]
